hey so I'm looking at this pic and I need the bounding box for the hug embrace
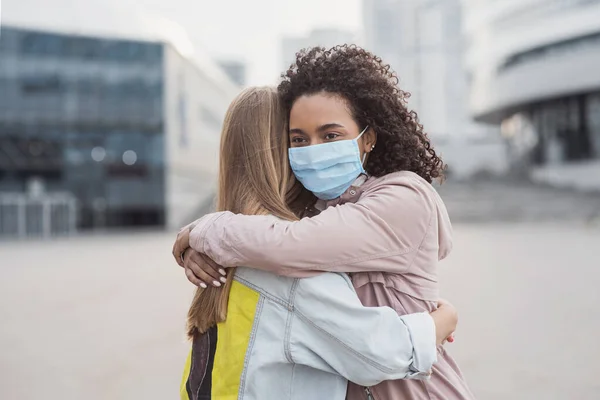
[174,45,475,400]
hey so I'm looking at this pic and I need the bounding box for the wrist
[187,220,201,232]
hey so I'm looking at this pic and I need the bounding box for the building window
[530,96,595,165]
[17,30,162,64]
[499,31,600,72]
[586,92,600,158]
[20,76,63,94]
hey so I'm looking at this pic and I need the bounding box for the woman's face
[288,93,376,157]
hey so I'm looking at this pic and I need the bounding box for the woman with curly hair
[175,45,474,400]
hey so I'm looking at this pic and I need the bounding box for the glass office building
[0,26,237,229]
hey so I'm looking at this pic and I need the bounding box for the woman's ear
[364,128,377,153]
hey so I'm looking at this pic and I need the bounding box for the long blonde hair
[186,86,303,338]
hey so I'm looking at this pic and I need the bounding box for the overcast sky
[2,0,362,84]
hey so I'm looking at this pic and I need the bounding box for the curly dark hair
[277,45,445,183]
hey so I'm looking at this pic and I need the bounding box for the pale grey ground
[1,181,600,400]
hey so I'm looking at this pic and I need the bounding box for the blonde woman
[179,86,457,400]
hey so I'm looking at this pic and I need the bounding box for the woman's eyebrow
[316,123,345,132]
[289,123,346,135]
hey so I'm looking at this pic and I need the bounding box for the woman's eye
[325,133,340,140]
[290,137,306,143]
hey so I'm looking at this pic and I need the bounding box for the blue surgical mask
[289,126,369,200]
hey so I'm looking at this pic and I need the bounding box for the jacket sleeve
[189,177,434,276]
[288,273,436,386]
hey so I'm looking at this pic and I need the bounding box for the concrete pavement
[1,224,599,399]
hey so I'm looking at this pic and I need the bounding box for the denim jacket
[180,266,437,400]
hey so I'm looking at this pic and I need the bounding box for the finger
[186,252,222,287]
[173,244,186,267]
[172,231,190,267]
[199,253,227,280]
[178,248,189,269]
[185,267,207,288]
[173,246,184,267]
[195,253,225,285]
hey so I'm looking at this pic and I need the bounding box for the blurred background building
[464,0,600,190]
[0,22,239,237]
[2,0,599,239]
[281,28,359,71]
[363,0,508,179]
[218,60,247,87]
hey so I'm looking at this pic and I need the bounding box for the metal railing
[0,192,77,239]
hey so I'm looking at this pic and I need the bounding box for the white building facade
[464,0,600,189]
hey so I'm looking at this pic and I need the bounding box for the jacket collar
[314,173,370,211]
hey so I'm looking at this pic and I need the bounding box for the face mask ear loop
[356,125,369,141]
[357,125,370,167]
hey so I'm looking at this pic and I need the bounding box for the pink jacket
[189,171,474,400]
